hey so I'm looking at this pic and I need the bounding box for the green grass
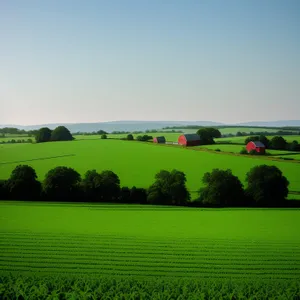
[0,202,299,282]
[1,140,300,197]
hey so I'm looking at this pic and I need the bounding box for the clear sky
[1,0,299,125]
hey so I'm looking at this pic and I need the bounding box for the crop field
[0,202,300,280]
[1,139,300,198]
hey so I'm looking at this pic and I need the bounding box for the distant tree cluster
[136,135,153,142]
[196,128,221,145]
[0,164,293,207]
[35,126,74,143]
[0,139,33,144]
[73,130,108,135]
[244,135,300,151]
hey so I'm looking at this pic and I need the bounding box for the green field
[1,139,300,198]
[0,202,299,281]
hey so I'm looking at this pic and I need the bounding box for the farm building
[178,134,201,146]
[246,141,266,154]
[153,136,166,144]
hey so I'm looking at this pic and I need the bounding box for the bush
[240,148,248,154]
[127,134,134,141]
[101,134,107,139]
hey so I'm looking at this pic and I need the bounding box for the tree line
[244,135,300,151]
[0,164,296,207]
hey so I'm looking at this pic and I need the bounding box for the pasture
[1,139,300,198]
[0,202,299,281]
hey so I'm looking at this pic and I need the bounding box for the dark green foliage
[196,128,217,145]
[119,186,147,204]
[35,127,52,143]
[244,136,259,145]
[287,140,300,151]
[101,134,107,139]
[43,166,81,201]
[5,165,41,200]
[246,165,289,206]
[136,135,153,141]
[127,134,134,140]
[240,148,248,154]
[0,180,8,200]
[198,169,245,206]
[269,136,287,150]
[0,275,299,299]
[51,126,74,142]
[97,130,107,135]
[147,170,190,205]
[82,170,120,202]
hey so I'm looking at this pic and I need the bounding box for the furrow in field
[1,261,299,277]
[1,232,299,247]
[2,267,298,280]
[1,244,298,260]
[2,251,299,265]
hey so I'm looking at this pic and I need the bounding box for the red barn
[153,136,166,144]
[178,134,201,146]
[246,141,266,154]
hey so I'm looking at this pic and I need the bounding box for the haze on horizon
[1,0,299,126]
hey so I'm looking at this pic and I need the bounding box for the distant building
[153,136,166,144]
[178,134,201,146]
[246,141,266,154]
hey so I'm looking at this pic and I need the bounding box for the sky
[1,0,299,125]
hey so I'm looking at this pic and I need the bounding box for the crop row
[2,251,299,264]
[1,232,299,247]
[1,255,299,270]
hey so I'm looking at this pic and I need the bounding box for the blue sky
[1,0,299,125]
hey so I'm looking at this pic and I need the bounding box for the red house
[153,136,166,144]
[246,141,266,154]
[178,134,201,146]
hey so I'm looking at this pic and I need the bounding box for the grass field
[0,202,299,281]
[1,139,300,198]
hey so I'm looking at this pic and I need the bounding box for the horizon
[1,0,299,125]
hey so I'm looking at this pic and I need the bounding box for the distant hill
[0,121,224,133]
[237,120,300,127]
[1,120,300,133]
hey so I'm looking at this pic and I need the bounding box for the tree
[5,165,41,200]
[287,140,300,151]
[82,170,120,202]
[244,136,259,145]
[245,165,289,206]
[97,130,107,135]
[51,126,73,141]
[101,134,107,139]
[147,170,190,205]
[127,134,134,141]
[35,127,52,143]
[269,136,287,150]
[136,135,153,142]
[43,166,81,201]
[198,169,245,206]
[196,128,217,145]
[0,180,8,200]
[258,135,269,148]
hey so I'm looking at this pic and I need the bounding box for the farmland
[1,139,300,198]
[0,202,299,297]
